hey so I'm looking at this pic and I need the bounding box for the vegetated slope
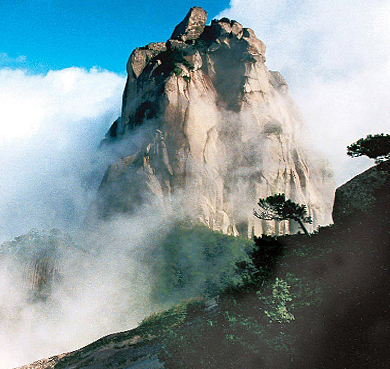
[160,218,390,368]
[95,6,334,237]
[18,162,390,369]
[158,162,390,368]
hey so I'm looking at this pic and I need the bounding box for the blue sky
[0,0,229,73]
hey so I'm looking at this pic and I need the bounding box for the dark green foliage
[161,310,256,368]
[159,270,325,368]
[172,66,182,76]
[138,299,202,336]
[251,235,285,278]
[347,133,390,164]
[157,202,390,368]
[155,228,335,369]
[183,75,191,83]
[254,193,312,236]
[255,194,312,224]
[156,49,194,77]
[149,223,255,304]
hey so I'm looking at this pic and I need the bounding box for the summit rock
[96,8,335,237]
[171,7,208,41]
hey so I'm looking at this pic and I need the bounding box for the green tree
[347,133,390,164]
[148,223,255,304]
[254,193,312,236]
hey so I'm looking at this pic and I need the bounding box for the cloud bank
[0,67,126,242]
[219,0,390,184]
[0,211,170,368]
[0,67,168,368]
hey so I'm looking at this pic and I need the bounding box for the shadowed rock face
[97,7,335,237]
[332,160,390,224]
[0,230,83,302]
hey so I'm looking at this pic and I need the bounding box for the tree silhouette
[347,134,390,164]
[254,193,312,236]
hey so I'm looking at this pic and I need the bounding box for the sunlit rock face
[98,7,335,237]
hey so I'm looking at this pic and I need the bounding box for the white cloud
[0,53,27,68]
[0,67,175,368]
[0,67,126,242]
[219,0,390,184]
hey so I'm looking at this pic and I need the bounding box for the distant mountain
[94,7,334,237]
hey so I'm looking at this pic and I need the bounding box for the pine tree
[254,193,312,236]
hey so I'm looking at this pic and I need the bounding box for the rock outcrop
[0,230,82,301]
[171,6,207,42]
[332,161,390,224]
[97,7,335,236]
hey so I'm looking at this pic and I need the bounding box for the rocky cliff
[97,7,334,236]
[332,160,390,224]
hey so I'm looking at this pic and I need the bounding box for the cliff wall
[97,7,334,236]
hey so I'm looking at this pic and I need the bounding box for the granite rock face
[332,161,390,224]
[171,6,207,42]
[98,8,335,237]
[0,230,83,301]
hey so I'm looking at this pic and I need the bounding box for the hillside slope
[18,162,390,368]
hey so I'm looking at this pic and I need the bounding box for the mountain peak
[97,8,335,237]
[171,6,208,41]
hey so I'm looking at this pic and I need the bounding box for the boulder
[332,161,390,224]
[127,42,167,78]
[170,6,207,42]
[242,28,266,56]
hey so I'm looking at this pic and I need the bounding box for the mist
[0,202,253,368]
[219,0,390,184]
[0,211,174,368]
[0,66,137,367]
[0,66,252,366]
[0,67,184,368]
[0,67,126,242]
